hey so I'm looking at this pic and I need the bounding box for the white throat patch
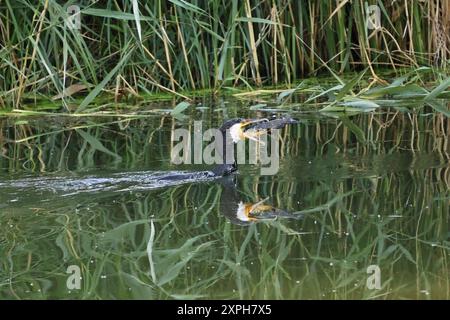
[229,123,243,143]
[236,202,250,221]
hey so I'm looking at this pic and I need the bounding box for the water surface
[0,97,449,299]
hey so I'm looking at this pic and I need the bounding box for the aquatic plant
[0,0,448,109]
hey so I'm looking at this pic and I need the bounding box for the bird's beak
[241,198,277,222]
[248,197,274,214]
[240,118,268,129]
[240,118,268,144]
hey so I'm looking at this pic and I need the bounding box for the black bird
[218,176,303,225]
[160,116,297,181]
[0,117,298,195]
[246,115,298,131]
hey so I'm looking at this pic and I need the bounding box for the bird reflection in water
[218,177,303,226]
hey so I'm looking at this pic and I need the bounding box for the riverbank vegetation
[0,0,449,111]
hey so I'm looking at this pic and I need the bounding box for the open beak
[240,118,268,129]
[239,118,269,144]
[239,198,277,222]
[248,197,274,214]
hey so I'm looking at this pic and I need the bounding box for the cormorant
[160,116,297,181]
[218,176,303,225]
[0,117,298,194]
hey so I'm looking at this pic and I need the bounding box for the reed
[0,0,448,109]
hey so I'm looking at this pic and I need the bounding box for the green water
[0,97,449,299]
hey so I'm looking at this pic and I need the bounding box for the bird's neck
[212,130,238,176]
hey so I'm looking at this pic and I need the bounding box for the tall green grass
[0,0,448,109]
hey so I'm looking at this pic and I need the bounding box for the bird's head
[220,118,269,144]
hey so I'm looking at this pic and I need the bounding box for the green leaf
[335,69,367,101]
[389,76,408,87]
[361,84,429,99]
[321,98,379,112]
[78,49,133,111]
[426,100,450,117]
[277,81,307,103]
[425,77,450,101]
[131,0,142,43]
[14,120,29,125]
[157,259,189,286]
[170,101,191,116]
[276,89,296,103]
[157,240,214,286]
[168,0,207,16]
[398,244,416,264]
[340,116,366,143]
[76,129,122,161]
[305,84,343,103]
[235,17,281,25]
[196,21,225,41]
[339,99,380,110]
[120,272,155,299]
[83,8,150,20]
[249,103,268,110]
